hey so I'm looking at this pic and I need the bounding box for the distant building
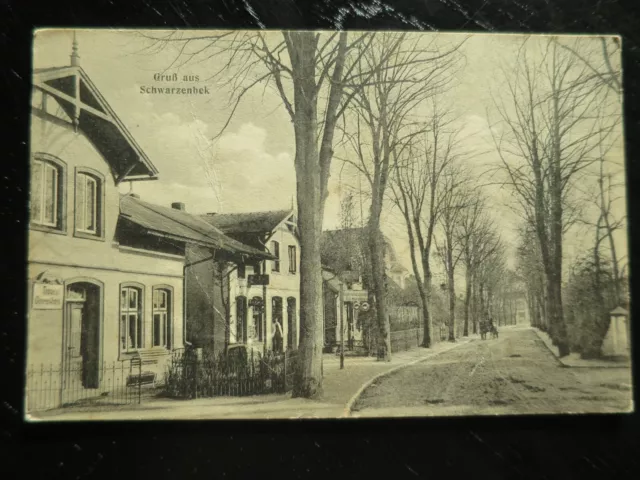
[320,228,412,351]
[320,227,409,290]
[322,268,369,352]
[514,295,529,324]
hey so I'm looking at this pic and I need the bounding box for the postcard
[26,29,631,420]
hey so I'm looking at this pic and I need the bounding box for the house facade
[26,41,267,411]
[322,269,369,352]
[27,51,180,408]
[188,210,301,356]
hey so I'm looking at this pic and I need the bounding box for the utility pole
[262,260,267,351]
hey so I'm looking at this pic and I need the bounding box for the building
[26,36,265,410]
[188,210,301,356]
[514,296,529,324]
[320,227,409,288]
[322,268,369,352]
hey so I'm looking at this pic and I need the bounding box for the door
[63,282,101,400]
[62,302,84,392]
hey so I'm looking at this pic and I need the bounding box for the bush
[164,347,295,398]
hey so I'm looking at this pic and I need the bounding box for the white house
[195,210,301,355]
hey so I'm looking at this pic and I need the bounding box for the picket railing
[163,348,299,399]
[25,359,154,413]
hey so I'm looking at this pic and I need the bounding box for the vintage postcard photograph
[26,29,632,421]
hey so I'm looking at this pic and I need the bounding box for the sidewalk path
[30,337,474,421]
[533,328,631,368]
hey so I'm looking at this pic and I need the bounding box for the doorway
[63,281,101,392]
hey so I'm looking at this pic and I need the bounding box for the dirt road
[351,326,633,418]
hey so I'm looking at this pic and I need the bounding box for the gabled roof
[203,209,294,235]
[119,195,273,259]
[32,65,158,183]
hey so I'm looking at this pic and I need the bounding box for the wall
[228,225,301,353]
[184,245,227,356]
[27,111,184,380]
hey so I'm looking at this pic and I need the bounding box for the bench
[127,350,166,388]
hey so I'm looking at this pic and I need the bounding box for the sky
[32,29,628,287]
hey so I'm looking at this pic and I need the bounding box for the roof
[203,210,294,235]
[32,65,158,182]
[119,195,273,259]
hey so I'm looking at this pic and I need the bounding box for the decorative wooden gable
[32,55,158,185]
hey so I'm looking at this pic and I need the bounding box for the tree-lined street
[351,326,632,417]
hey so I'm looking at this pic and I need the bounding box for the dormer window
[75,168,104,239]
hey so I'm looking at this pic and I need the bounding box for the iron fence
[25,359,156,413]
[163,348,299,399]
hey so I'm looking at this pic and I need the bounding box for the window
[152,288,172,349]
[251,296,264,341]
[271,241,280,272]
[288,245,297,274]
[237,264,246,279]
[31,156,64,230]
[287,297,297,350]
[236,296,247,343]
[120,285,143,352]
[272,296,283,352]
[272,297,283,324]
[76,170,103,237]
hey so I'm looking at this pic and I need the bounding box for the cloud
[211,123,295,212]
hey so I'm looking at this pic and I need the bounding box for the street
[351,326,633,418]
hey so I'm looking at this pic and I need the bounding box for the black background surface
[1,1,639,478]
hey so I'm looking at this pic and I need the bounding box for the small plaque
[32,283,63,310]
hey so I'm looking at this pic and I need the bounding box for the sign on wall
[248,274,270,286]
[32,283,64,310]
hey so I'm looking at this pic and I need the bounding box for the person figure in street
[272,317,284,353]
[488,316,499,339]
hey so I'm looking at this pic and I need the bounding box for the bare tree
[336,33,464,360]
[389,104,463,347]
[515,223,547,330]
[140,30,411,397]
[456,197,501,336]
[553,36,622,96]
[435,166,471,342]
[489,37,620,357]
[576,132,627,306]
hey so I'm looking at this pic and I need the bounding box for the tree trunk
[447,250,456,342]
[463,266,472,336]
[471,271,478,334]
[421,256,433,347]
[368,224,392,361]
[290,33,324,398]
[479,282,485,321]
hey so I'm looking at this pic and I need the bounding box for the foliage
[164,347,297,398]
[564,252,626,358]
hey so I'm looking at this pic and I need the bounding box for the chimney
[70,31,80,67]
[172,202,186,211]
